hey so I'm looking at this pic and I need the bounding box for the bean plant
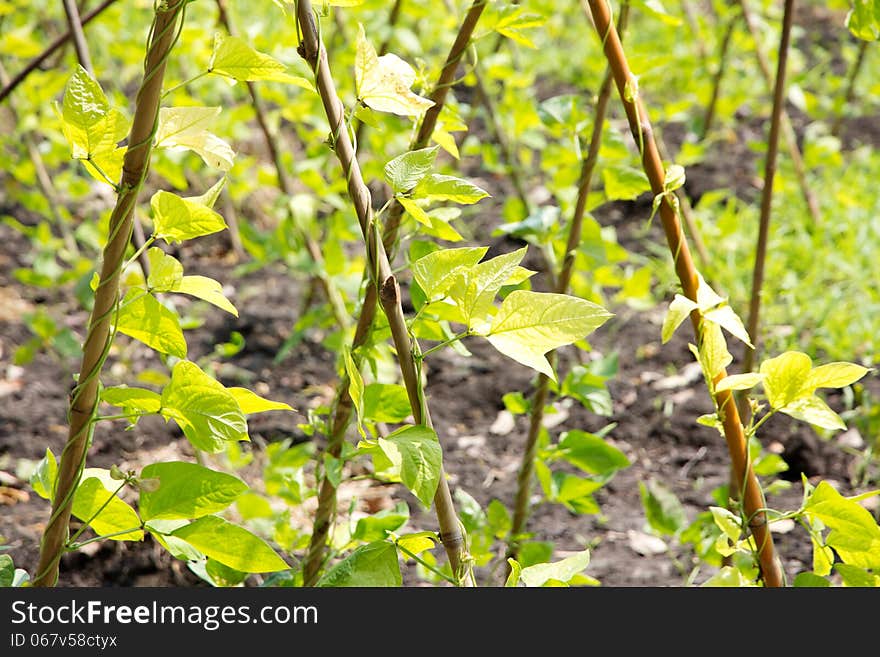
[1,0,879,589]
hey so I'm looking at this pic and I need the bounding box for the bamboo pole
[34,0,187,587]
[738,0,821,225]
[506,0,631,567]
[740,0,796,390]
[295,0,475,586]
[584,0,783,587]
[214,0,349,328]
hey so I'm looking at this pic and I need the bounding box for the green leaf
[115,289,187,358]
[363,383,411,423]
[411,246,487,300]
[714,372,765,393]
[139,461,248,521]
[663,163,686,191]
[493,7,546,48]
[155,106,235,171]
[487,499,512,539]
[397,197,433,228]
[846,0,880,40]
[30,448,57,500]
[228,387,294,414]
[352,502,409,542]
[701,566,755,587]
[147,248,237,316]
[72,477,143,541]
[209,33,313,88]
[146,247,183,289]
[793,572,831,587]
[693,321,732,381]
[760,351,814,409]
[484,290,612,381]
[602,165,650,200]
[354,24,433,116]
[160,360,248,452]
[413,174,490,204]
[779,396,846,431]
[834,563,880,587]
[187,177,226,209]
[806,362,871,391]
[448,247,528,327]
[101,386,162,415]
[344,349,366,438]
[703,304,752,348]
[317,540,402,587]
[151,190,228,244]
[59,66,126,165]
[520,549,591,587]
[396,532,437,558]
[171,515,288,573]
[804,481,880,570]
[639,479,687,537]
[203,558,249,587]
[661,294,697,344]
[556,430,630,476]
[0,555,14,587]
[709,506,742,542]
[175,276,238,316]
[378,425,442,508]
[504,558,522,587]
[384,146,440,193]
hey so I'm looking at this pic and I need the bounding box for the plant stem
[0,0,118,105]
[33,0,187,588]
[830,39,869,138]
[679,0,709,62]
[701,11,738,140]
[295,0,474,586]
[300,0,487,587]
[585,0,783,587]
[740,0,795,398]
[61,0,94,73]
[737,0,821,226]
[506,0,631,569]
[214,0,349,331]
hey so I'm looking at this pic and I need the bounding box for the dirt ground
[2,2,879,588]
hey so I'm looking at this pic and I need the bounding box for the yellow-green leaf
[115,289,187,358]
[228,387,294,414]
[411,246,487,300]
[155,107,235,171]
[806,362,870,391]
[661,294,697,344]
[759,351,813,410]
[171,515,288,573]
[378,425,442,508]
[209,33,313,89]
[175,276,237,316]
[160,361,248,452]
[449,247,528,327]
[780,396,846,431]
[484,290,612,381]
[695,321,732,381]
[519,549,591,587]
[151,190,227,244]
[714,372,765,393]
[73,477,143,541]
[805,481,880,570]
[344,348,366,438]
[354,24,433,117]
